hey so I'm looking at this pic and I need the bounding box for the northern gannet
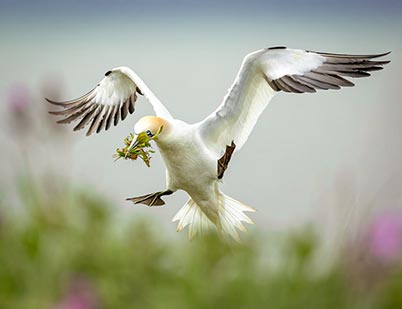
[47,47,390,241]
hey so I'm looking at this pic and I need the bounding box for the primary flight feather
[47,47,390,241]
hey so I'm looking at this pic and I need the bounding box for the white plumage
[48,47,389,241]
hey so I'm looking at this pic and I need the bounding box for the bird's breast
[156,133,216,191]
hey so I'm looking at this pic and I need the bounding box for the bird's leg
[126,190,174,207]
[217,141,236,179]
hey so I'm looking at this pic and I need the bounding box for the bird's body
[157,121,216,195]
[135,116,248,237]
[47,46,390,241]
[158,120,225,227]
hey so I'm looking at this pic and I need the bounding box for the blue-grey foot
[127,190,174,207]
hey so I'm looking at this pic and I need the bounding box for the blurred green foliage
[0,177,401,309]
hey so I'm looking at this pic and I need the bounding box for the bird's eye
[146,130,153,137]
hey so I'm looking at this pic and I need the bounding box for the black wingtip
[378,60,391,66]
[370,51,391,58]
[45,97,63,104]
[48,110,63,115]
[45,97,64,106]
[267,46,287,50]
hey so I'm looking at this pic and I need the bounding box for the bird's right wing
[199,47,390,155]
[47,66,172,136]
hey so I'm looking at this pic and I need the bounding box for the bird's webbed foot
[127,190,174,207]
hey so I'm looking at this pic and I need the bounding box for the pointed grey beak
[125,134,139,158]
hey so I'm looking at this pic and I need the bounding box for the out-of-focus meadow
[1,181,402,308]
[1,0,402,308]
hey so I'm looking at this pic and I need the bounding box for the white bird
[47,47,390,241]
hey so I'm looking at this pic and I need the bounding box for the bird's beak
[125,134,139,158]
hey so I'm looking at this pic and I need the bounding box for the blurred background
[0,0,401,308]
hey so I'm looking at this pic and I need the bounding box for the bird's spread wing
[200,46,390,154]
[47,66,172,136]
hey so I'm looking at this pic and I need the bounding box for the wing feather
[96,105,111,133]
[87,106,104,136]
[292,75,333,90]
[274,78,294,93]
[56,103,94,124]
[105,105,116,131]
[128,93,136,114]
[120,98,129,121]
[73,104,99,131]
[282,76,316,93]
[46,88,96,107]
[114,104,121,126]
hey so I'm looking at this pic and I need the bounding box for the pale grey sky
[1,1,401,240]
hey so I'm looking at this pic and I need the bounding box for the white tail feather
[172,193,255,241]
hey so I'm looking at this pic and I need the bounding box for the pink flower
[55,277,99,309]
[7,83,31,114]
[6,83,32,133]
[368,209,402,263]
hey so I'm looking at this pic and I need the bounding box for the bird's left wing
[47,66,172,136]
[199,47,390,155]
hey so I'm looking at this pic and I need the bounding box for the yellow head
[133,116,169,140]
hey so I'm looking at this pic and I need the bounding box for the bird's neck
[155,120,192,150]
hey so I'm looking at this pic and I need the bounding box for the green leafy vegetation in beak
[113,126,163,167]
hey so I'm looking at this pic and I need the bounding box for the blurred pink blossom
[368,209,402,263]
[7,83,31,114]
[340,209,402,289]
[6,82,32,133]
[55,277,99,309]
